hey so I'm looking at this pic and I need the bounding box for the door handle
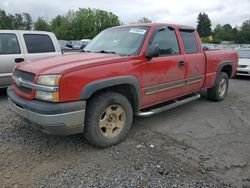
[178,61,185,67]
[15,58,25,63]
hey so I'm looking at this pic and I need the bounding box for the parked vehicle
[0,30,61,88]
[80,39,91,49]
[237,49,250,76]
[7,23,238,147]
[59,40,92,52]
[58,40,72,51]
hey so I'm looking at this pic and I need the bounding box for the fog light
[35,90,59,102]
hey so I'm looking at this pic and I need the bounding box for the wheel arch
[80,76,142,112]
[218,61,233,78]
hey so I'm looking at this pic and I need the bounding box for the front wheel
[207,72,229,101]
[84,92,133,148]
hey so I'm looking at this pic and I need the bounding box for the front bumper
[237,67,250,76]
[7,87,86,135]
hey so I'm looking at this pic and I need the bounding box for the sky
[1,0,250,28]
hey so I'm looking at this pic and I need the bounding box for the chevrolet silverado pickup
[0,30,61,88]
[7,23,238,147]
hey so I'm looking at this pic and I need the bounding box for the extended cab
[0,30,61,88]
[7,24,238,147]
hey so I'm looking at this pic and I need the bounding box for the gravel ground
[0,77,250,188]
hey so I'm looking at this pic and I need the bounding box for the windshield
[84,27,149,56]
[238,50,250,59]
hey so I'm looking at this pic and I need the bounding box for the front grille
[16,85,32,94]
[14,69,35,94]
[238,65,248,68]
[15,69,35,82]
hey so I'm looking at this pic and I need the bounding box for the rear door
[179,29,206,93]
[0,31,24,87]
[20,33,60,61]
[141,26,186,107]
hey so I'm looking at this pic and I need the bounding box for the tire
[207,72,229,101]
[84,92,133,148]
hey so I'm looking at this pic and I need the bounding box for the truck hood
[16,53,129,75]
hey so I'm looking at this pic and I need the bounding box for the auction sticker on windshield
[129,28,147,35]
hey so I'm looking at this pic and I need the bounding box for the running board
[136,93,201,117]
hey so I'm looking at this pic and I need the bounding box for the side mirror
[146,45,160,59]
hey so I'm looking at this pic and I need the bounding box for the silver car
[237,49,250,76]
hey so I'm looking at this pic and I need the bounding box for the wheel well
[88,84,139,113]
[221,65,232,78]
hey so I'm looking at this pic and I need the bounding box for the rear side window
[24,34,55,53]
[150,27,180,56]
[0,33,21,55]
[180,31,199,54]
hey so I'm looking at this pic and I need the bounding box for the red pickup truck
[7,23,238,147]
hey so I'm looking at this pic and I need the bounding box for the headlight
[35,75,61,102]
[37,75,61,86]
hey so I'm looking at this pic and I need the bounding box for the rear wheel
[207,72,229,101]
[84,92,133,148]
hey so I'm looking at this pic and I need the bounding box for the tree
[12,13,25,29]
[0,10,32,30]
[221,24,233,41]
[22,13,32,30]
[214,24,221,34]
[231,27,239,42]
[51,8,120,40]
[0,9,13,29]
[137,17,152,23]
[34,17,50,31]
[71,8,120,39]
[196,12,212,37]
[130,17,152,24]
[213,23,235,43]
[51,12,74,40]
[222,24,232,32]
[51,15,65,39]
[237,20,250,43]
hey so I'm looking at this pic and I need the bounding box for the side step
[136,93,200,117]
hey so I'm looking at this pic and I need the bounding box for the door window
[24,34,55,53]
[149,27,180,56]
[180,31,199,54]
[0,33,21,55]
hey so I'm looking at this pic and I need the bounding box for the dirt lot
[1,77,250,188]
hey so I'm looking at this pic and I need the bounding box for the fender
[80,76,142,109]
[218,61,233,75]
[213,61,233,86]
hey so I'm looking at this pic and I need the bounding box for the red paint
[13,23,238,109]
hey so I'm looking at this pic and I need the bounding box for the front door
[0,32,24,87]
[141,27,186,107]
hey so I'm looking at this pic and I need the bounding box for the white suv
[0,30,61,88]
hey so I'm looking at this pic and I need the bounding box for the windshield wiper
[95,50,117,54]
